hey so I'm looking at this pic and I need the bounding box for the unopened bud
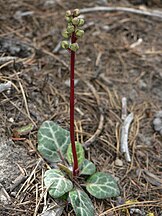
[72,17,79,25]
[65,16,72,23]
[70,43,79,52]
[75,29,84,38]
[73,9,80,17]
[61,41,69,49]
[66,10,72,17]
[62,31,70,38]
[78,18,85,27]
[67,25,74,33]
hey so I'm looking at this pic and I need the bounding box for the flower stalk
[61,9,84,176]
[70,32,78,176]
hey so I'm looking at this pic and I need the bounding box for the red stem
[70,32,78,176]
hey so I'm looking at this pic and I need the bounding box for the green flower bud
[72,17,79,25]
[62,30,70,38]
[78,18,85,27]
[66,10,72,17]
[66,24,75,33]
[65,16,72,23]
[70,43,79,52]
[75,29,84,38]
[73,9,80,17]
[61,41,69,49]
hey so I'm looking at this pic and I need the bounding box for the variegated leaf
[38,121,70,162]
[69,189,95,216]
[86,172,120,199]
[80,159,96,176]
[44,169,73,198]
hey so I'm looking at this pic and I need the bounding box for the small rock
[138,80,147,90]
[129,89,138,101]
[130,38,143,48]
[155,111,162,118]
[153,118,162,131]
[8,117,14,123]
[114,158,123,167]
[152,111,162,136]
[102,25,110,31]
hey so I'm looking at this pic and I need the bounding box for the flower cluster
[61,9,84,52]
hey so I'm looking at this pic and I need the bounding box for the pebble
[155,110,162,118]
[129,89,138,101]
[153,110,162,136]
[153,118,162,131]
[114,158,123,167]
[138,80,147,90]
[8,117,14,123]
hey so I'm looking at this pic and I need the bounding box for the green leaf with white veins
[67,141,85,166]
[69,189,95,216]
[37,121,70,163]
[80,159,96,176]
[86,172,120,199]
[44,169,73,198]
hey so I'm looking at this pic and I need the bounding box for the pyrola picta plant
[37,9,120,216]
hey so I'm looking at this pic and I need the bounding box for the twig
[99,199,162,216]
[0,56,17,64]
[0,81,11,93]
[2,93,37,127]
[14,11,34,21]
[0,60,15,70]
[120,97,134,162]
[80,7,162,20]
[121,97,127,120]
[121,112,134,162]
[53,41,61,53]
[13,70,31,122]
[33,186,48,216]
[16,159,43,198]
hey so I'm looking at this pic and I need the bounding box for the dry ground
[0,0,162,215]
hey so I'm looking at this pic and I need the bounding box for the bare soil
[0,0,162,215]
